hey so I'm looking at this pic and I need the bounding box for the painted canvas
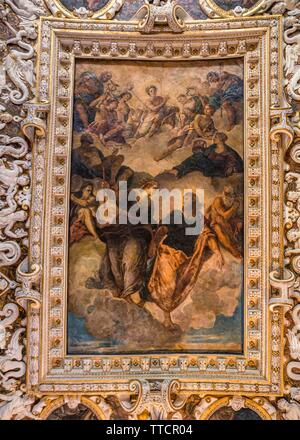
[213,0,260,10]
[67,58,244,354]
[60,0,109,12]
[209,407,261,420]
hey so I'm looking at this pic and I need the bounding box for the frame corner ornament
[21,101,50,141]
[134,0,190,33]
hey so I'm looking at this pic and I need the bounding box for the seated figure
[171,132,243,178]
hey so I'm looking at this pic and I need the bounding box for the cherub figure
[0,381,38,420]
[0,188,27,240]
[70,183,99,243]
[277,399,300,420]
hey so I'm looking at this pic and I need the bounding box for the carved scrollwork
[118,379,147,414]
[269,268,295,311]
[198,0,277,19]
[21,101,49,141]
[290,139,300,164]
[0,241,21,268]
[0,0,36,409]
[165,380,188,413]
[0,301,32,420]
[277,393,300,420]
[15,256,41,308]
[285,170,300,274]
[0,134,30,244]
[117,379,187,419]
[284,11,300,102]
[286,303,300,382]
[0,131,31,297]
[270,108,294,151]
[194,395,276,420]
[134,0,189,33]
[46,0,125,20]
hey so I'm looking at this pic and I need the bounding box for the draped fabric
[148,226,214,313]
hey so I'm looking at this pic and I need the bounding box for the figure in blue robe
[173,132,243,178]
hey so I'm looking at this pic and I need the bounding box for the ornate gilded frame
[199,0,271,18]
[46,0,125,19]
[1,0,300,421]
[21,13,285,397]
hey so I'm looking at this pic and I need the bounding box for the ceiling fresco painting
[0,0,300,423]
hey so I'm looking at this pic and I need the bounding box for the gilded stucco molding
[269,268,295,311]
[132,1,190,33]
[15,257,41,308]
[199,0,299,19]
[116,380,188,420]
[0,0,300,421]
[32,17,278,399]
[0,0,40,420]
[37,395,112,419]
[194,395,277,420]
[284,143,300,387]
[21,101,49,142]
[46,0,125,19]
[0,302,31,420]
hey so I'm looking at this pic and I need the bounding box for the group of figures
[73,68,243,153]
[59,0,261,17]
[69,62,244,333]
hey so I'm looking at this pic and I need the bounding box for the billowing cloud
[68,237,241,351]
[85,291,182,350]
[68,169,243,351]
[68,237,182,351]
